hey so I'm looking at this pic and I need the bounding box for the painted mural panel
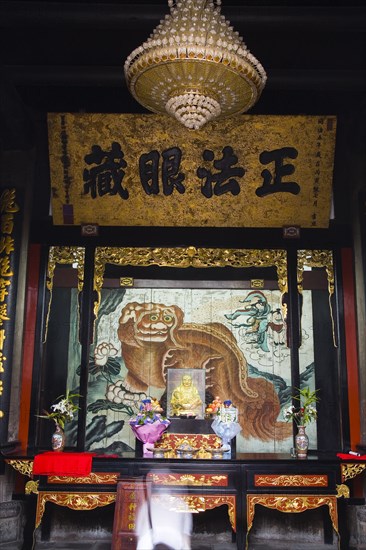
[298,291,318,445]
[66,285,316,453]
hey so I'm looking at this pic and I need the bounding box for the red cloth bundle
[33,452,95,476]
[337,453,366,461]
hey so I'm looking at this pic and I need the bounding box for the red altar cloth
[337,452,366,461]
[33,452,95,476]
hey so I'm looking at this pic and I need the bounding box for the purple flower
[130,398,169,427]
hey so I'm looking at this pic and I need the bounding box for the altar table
[5,452,365,550]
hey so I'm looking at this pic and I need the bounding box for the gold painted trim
[297,249,336,347]
[44,246,85,342]
[6,459,34,478]
[157,433,222,452]
[246,494,338,549]
[25,480,39,495]
[151,493,236,531]
[48,472,118,485]
[341,462,366,482]
[297,250,335,296]
[147,473,228,486]
[120,277,134,287]
[0,188,19,422]
[254,474,328,487]
[93,246,287,322]
[35,491,116,528]
[250,279,264,289]
[336,484,350,499]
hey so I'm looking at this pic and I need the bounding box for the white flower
[283,405,295,420]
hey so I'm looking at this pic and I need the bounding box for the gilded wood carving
[48,473,119,485]
[151,493,236,530]
[246,494,338,538]
[45,246,85,341]
[93,246,288,320]
[147,473,228,487]
[341,463,366,482]
[35,491,116,528]
[6,459,34,478]
[297,249,336,346]
[254,474,328,487]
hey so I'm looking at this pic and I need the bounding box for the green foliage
[87,398,134,416]
[283,386,320,426]
[76,356,121,384]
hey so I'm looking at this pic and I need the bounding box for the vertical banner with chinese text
[0,189,21,443]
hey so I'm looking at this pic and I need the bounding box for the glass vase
[295,425,309,459]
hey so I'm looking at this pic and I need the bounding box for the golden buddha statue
[170,373,203,417]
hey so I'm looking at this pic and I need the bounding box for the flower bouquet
[283,386,319,459]
[129,398,170,457]
[36,389,81,451]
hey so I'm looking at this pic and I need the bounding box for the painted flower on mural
[106,379,144,405]
[37,390,81,430]
[87,378,149,417]
[94,342,118,366]
[283,386,319,426]
[77,342,121,384]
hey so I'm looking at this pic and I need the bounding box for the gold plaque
[48,114,336,228]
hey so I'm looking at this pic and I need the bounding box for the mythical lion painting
[68,286,316,453]
[117,301,290,441]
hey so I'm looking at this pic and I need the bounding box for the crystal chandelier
[124,0,266,130]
